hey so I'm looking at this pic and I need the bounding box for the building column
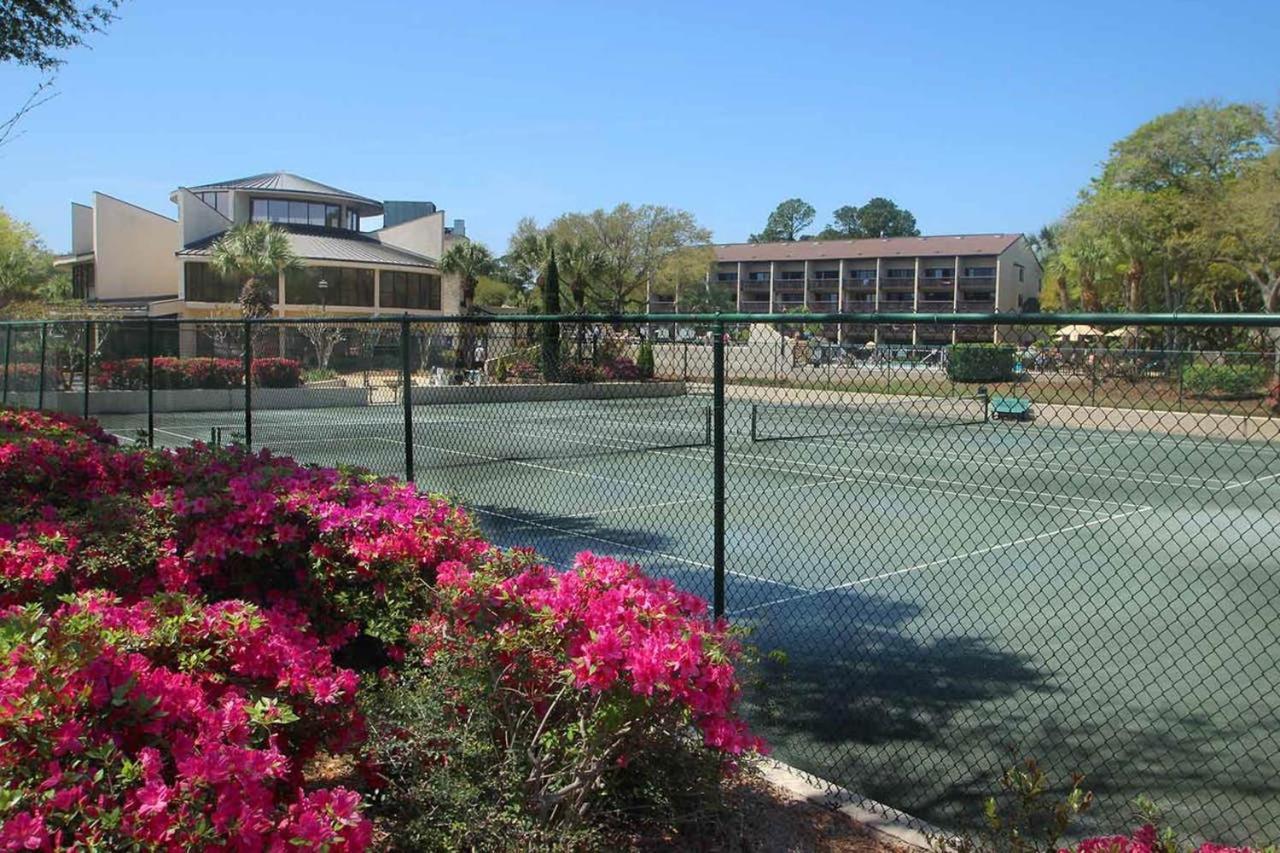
[874,258,883,346]
[912,257,920,346]
[736,262,743,311]
[952,255,961,345]
[803,260,811,310]
[837,258,846,345]
[993,258,1002,343]
[768,261,776,313]
[374,269,381,311]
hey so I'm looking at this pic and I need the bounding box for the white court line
[470,506,808,593]
[729,506,1157,616]
[650,443,1143,511]
[374,436,704,497]
[1221,472,1280,492]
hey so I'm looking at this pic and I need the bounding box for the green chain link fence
[4,311,1279,844]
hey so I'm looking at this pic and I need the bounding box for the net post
[145,319,154,447]
[977,385,990,423]
[750,403,758,442]
[2,324,12,405]
[401,314,414,483]
[712,316,726,619]
[82,320,92,419]
[37,322,48,410]
[242,320,252,450]
[705,405,712,445]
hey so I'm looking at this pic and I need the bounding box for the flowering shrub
[2,363,59,392]
[504,359,541,382]
[0,593,370,850]
[0,407,765,849]
[599,356,642,381]
[401,550,765,825]
[94,357,303,390]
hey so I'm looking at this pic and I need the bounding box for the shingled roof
[183,172,383,215]
[178,224,436,269]
[715,234,1023,263]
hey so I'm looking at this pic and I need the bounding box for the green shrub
[1181,363,1268,399]
[494,358,508,383]
[637,341,655,379]
[948,344,1016,383]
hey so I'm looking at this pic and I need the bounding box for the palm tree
[209,222,301,319]
[440,241,497,375]
[440,240,497,314]
[557,239,605,312]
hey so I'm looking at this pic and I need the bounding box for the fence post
[37,322,48,410]
[82,320,92,419]
[146,319,154,447]
[712,316,726,618]
[2,324,11,405]
[243,321,253,449]
[401,315,414,483]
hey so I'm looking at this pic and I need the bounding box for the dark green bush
[637,341,655,379]
[948,344,1016,382]
[1181,363,1268,398]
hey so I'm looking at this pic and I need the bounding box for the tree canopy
[0,207,68,314]
[818,197,920,239]
[1,0,123,71]
[748,199,815,243]
[1034,100,1279,338]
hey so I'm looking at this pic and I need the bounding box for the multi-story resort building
[55,172,467,323]
[654,234,1042,344]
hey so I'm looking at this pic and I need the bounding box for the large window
[185,262,242,303]
[195,191,230,218]
[923,267,952,279]
[286,266,374,307]
[71,263,95,299]
[251,198,344,229]
[885,268,914,279]
[963,266,996,278]
[380,270,441,310]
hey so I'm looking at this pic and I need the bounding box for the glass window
[885,268,914,279]
[963,266,996,277]
[184,262,242,303]
[380,270,441,309]
[268,199,289,222]
[286,266,374,307]
[286,201,305,224]
[325,205,340,228]
[252,199,269,221]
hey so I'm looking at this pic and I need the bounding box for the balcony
[915,300,956,313]
[739,299,771,313]
[956,299,996,312]
[844,278,876,289]
[743,276,771,285]
[843,301,876,313]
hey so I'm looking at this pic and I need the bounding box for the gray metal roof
[183,172,383,215]
[178,225,438,269]
[715,234,1023,263]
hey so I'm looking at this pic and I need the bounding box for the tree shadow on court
[737,585,1054,834]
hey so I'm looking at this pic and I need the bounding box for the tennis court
[95,389,1280,842]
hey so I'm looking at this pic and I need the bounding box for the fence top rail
[2,311,1280,328]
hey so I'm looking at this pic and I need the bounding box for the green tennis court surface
[96,394,1280,842]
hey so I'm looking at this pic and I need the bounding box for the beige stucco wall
[996,237,1042,311]
[176,188,231,253]
[71,203,94,255]
[376,211,445,260]
[92,193,179,300]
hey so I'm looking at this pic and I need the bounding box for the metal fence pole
[82,320,92,419]
[402,315,414,483]
[146,319,154,447]
[37,322,48,410]
[243,321,253,449]
[712,317,726,618]
[2,324,11,405]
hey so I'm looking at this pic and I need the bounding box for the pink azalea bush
[94,357,303,390]
[1,407,766,849]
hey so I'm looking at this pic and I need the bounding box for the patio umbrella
[1053,324,1105,342]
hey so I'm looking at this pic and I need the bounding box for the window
[848,269,875,281]
[747,272,770,282]
[185,262,242,303]
[251,198,346,229]
[813,269,839,280]
[885,268,914,279]
[380,270,442,310]
[346,209,360,231]
[923,267,952,279]
[71,263,95,299]
[963,266,996,277]
[286,266,374,306]
[716,272,738,282]
[1015,263,1025,282]
[777,270,804,281]
[882,292,913,302]
[195,191,230,217]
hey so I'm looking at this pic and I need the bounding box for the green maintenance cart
[990,394,1034,422]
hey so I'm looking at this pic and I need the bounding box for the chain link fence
[3,312,1279,844]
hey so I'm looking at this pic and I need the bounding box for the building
[653,234,1042,345]
[55,171,467,322]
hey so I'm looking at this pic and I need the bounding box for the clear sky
[1,0,1277,253]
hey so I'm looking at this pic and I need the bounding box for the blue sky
[1,0,1277,253]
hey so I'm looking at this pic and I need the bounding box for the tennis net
[749,393,989,443]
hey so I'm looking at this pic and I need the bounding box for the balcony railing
[956,300,996,311]
[738,300,771,313]
[915,301,955,312]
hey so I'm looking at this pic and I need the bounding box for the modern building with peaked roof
[55,171,468,322]
[650,233,1042,344]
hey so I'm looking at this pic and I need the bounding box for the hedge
[1181,364,1268,399]
[947,343,1016,383]
[94,357,303,390]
